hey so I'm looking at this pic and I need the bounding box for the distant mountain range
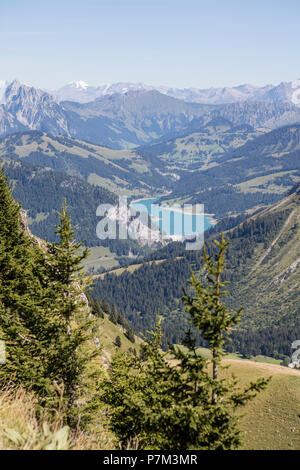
[1,80,300,149]
[48,78,300,106]
[0,80,213,148]
[51,80,153,104]
[1,78,300,108]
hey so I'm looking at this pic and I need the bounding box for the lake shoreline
[130,197,217,226]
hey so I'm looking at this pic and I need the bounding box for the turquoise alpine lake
[131,198,214,238]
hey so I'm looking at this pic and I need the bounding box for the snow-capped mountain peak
[50,78,300,107]
[67,80,89,90]
[2,77,300,107]
[52,81,153,103]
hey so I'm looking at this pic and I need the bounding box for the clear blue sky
[1,0,300,89]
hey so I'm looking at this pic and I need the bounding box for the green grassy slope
[95,313,142,361]
[173,351,300,449]
[93,314,300,450]
[225,359,300,450]
[225,186,300,330]
[0,131,170,197]
[160,124,300,216]
[142,119,264,169]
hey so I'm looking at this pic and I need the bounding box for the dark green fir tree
[103,235,270,449]
[45,199,96,424]
[0,175,99,424]
[0,166,54,401]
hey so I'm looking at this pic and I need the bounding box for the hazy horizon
[1,76,299,92]
[1,0,300,90]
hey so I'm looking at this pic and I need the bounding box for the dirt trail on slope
[251,209,297,273]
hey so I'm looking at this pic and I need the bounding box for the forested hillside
[158,124,300,216]
[1,158,117,245]
[92,185,300,358]
[2,0,300,452]
[140,119,263,169]
[0,137,160,258]
[1,166,291,451]
[0,131,171,196]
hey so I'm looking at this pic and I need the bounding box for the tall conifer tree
[0,167,53,397]
[0,173,97,424]
[45,200,94,424]
[104,235,270,449]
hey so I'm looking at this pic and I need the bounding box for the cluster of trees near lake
[0,167,270,449]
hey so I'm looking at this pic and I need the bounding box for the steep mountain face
[0,106,25,136]
[62,90,214,148]
[1,80,300,150]
[0,80,8,104]
[64,91,300,148]
[63,89,210,118]
[186,101,300,133]
[224,186,300,332]
[210,101,300,129]
[266,79,300,106]
[2,81,70,135]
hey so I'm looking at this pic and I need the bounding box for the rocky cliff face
[20,209,45,248]
[0,104,25,136]
[2,81,70,136]
[207,101,300,129]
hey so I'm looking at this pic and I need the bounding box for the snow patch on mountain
[0,80,8,104]
[53,81,154,103]
[67,80,89,90]
[291,79,300,106]
[2,77,300,107]
[52,79,300,106]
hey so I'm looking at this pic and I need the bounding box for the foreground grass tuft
[0,387,115,450]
